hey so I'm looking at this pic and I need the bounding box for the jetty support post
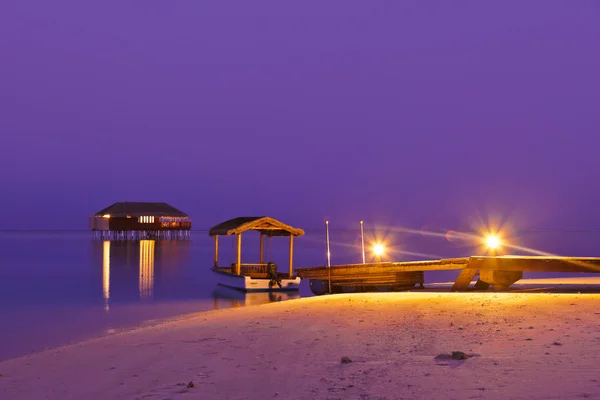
[289,234,294,278]
[259,233,264,264]
[214,235,219,267]
[451,268,478,292]
[478,270,523,291]
[236,233,242,275]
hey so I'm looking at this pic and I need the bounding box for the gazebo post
[236,233,242,275]
[214,235,219,267]
[288,234,294,278]
[259,233,264,264]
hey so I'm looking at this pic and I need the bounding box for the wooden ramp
[295,256,600,294]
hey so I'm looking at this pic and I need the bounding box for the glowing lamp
[102,214,111,219]
[372,243,385,257]
[486,235,500,250]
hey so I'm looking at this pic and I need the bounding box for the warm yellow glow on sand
[4,291,600,400]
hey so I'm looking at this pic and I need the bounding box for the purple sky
[1,1,600,245]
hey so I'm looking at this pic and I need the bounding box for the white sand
[1,292,600,400]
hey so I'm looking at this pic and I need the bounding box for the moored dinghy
[209,216,304,291]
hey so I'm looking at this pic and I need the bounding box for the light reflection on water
[102,239,157,311]
[139,240,155,300]
[102,240,110,311]
[0,233,312,361]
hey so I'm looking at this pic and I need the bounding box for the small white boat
[208,216,304,292]
[212,285,301,309]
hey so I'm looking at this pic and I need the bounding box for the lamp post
[325,220,331,294]
[360,221,366,264]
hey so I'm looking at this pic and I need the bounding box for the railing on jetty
[214,263,272,278]
[295,256,600,295]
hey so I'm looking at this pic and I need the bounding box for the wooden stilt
[214,235,219,267]
[236,234,242,275]
[259,233,264,264]
[289,234,294,278]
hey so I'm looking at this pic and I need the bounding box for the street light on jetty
[486,235,501,250]
[372,242,386,262]
[484,233,503,255]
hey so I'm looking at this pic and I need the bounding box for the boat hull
[296,263,432,295]
[308,278,424,295]
[211,268,301,292]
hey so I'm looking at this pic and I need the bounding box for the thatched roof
[93,202,189,218]
[209,216,304,237]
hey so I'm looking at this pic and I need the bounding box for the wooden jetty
[295,256,600,295]
[454,255,600,291]
[90,201,191,240]
[296,258,468,295]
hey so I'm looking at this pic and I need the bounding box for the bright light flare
[102,214,111,219]
[486,235,501,250]
[372,243,386,257]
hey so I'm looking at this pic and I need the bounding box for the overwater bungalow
[90,201,191,240]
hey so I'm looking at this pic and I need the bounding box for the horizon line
[2,228,600,233]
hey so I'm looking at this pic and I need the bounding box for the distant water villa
[89,201,191,240]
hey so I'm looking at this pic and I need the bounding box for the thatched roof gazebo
[209,216,304,277]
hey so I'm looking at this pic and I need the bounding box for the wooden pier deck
[295,256,600,294]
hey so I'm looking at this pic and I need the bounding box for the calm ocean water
[0,231,314,361]
[0,229,597,361]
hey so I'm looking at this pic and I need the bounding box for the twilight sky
[1,1,600,247]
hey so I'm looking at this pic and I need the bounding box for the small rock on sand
[435,351,470,360]
[341,357,353,364]
[451,351,469,360]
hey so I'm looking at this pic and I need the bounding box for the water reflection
[98,239,192,310]
[99,240,156,302]
[102,241,110,311]
[97,239,297,313]
[139,240,155,300]
[212,285,300,309]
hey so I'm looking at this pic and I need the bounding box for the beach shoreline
[2,290,600,400]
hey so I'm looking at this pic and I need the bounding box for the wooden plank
[451,268,478,292]
[469,256,600,273]
[295,258,469,279]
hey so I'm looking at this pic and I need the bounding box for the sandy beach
[1,292,600,400]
